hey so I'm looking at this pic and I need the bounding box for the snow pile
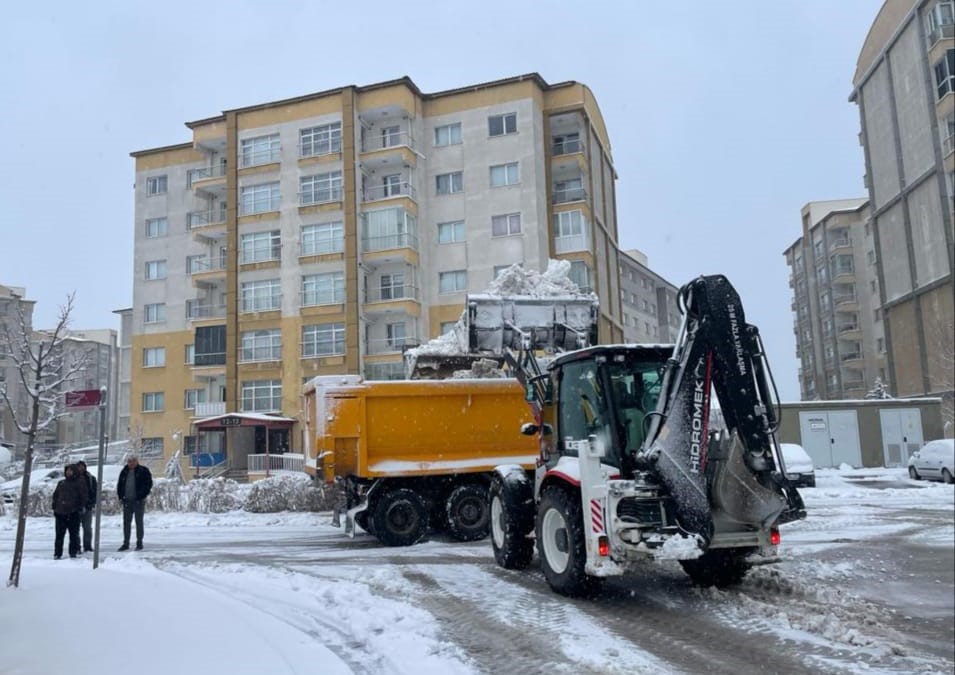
[244,473,330,513]
[637,532,704,560]
[485,259,585,297]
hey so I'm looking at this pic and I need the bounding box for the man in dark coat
[52,464,88,559]
[116,453,152,551]
[74,460,97,553]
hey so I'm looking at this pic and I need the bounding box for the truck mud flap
[344,502,368,538]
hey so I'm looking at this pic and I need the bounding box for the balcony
[241,296,282,314]
[552,137,583,156]
[837,323,861,338]
[193,401,226,418]
[360,129,417,171]
[828,238,851,252]
[239,148,281,170]
[364,286,420,317]
[833,293,858,310]
[186,303,226,321]
[840,352,863,364]
[552,186,587,204]
[367,336,419,356]
[189,164,227,196]
[187,207,227,231]
[362,232,419,254]
[365,284,418,304]
[363,182,417,203]
[554,233,589,254]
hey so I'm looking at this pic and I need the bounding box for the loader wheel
[537,486,601,597]
[446,484,490,542]
[372,488,429,547]
[680,549,753,588]
[489,475,534,569]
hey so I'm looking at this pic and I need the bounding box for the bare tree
[1,294,87,588]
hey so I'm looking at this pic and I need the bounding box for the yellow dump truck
[302,375,537,546]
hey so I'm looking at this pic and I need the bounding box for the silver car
[907,439,955,484]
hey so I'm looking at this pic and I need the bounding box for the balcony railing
[186,303,226,320]
[552,187,587,204]
[193,401,226,417]
[187,208,227,229]
[554,233,588,254]
[927,22,954,47]
[362,130,414,153]
[239,148,281,168]
[944,131,955,156]
[363,182,417,202]
[365,285,419,303]
[837,324,860,335]
[829,238,851,251]
[248,453,305,474]
[552,138,583,156]
[189,164,227,184]
[241,296,282,313]
[298,139,342,158]
[367,336,419,355]
[362,232,419,253]
[834,293,857,306]
[189,257,227,274]
[299,188,343,206]
[300,292,344,308]
[841,352,863,363]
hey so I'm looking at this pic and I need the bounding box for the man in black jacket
[74,461,97,553]
[116,453,152,551]
[52,464,88,559]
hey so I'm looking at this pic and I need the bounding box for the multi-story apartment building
[0,284,35,453]
[130,73,624,472]
[850,0,954,416]
[113,308,132,443]
[785,200,885,400]
[619,249,681,344]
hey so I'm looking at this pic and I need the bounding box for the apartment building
[785,200,885,400]
[130,73,624,473]
[0,284,35,454]
[849,0,954,414]
[618,249,681,344]
[113,308,132,443]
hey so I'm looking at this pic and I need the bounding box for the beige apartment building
[129,73,624,473]
[618,249,681,344]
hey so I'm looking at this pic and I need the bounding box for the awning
[193,413,296,430]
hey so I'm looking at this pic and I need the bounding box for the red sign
[65,390,102,408]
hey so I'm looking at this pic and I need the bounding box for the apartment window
[144,260,166,280]
[553,133,580,155]
[490,162,519,187]
[870,279,878,294]
[819,291,831,310]
[146,175,167,195]
[240,279,281,312]
[240,230,281,264]
[186,255,207,274]
[184,389,206,410]
[488,112,517,137]
[302,323,345,357]
[380,273,404,300]
[145,217,167,238]
[380,126,401,148]
[381,173,402,197]
[434,123,462,146]
[143,347,165,368]
[877,337,885,353]
[934,49,955,99]
[436,171,463,195]
[300,122,342,157]
[185,344,195,365]
[875,308,882,321]
[438,220,465,243]
[386,322,407,350]
[142,392,164,412]
[241,380,281,412]
[194,325,226,366]
[240,329,281,362]
[867,250,877,266]
[554,210,584,237]
[302,271,344,306]
[927,1,954,35]
[568,261,591,292]
[301,221,344,255]
[240,182,280,215]
[439,270,467,293]
[144,303,165,324]
[642,299,649,311]
[300,171,343,205]
[491,213,521,237]
[240,133,280,167]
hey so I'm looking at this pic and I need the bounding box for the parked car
[908,439,955,484]
[0,467,64,503]
[779,443,816,488]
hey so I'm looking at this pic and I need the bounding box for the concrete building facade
[0,285,35,453]
[618,249,681,344]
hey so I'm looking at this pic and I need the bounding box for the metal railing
[193,401,226,417]
[189,257,227,274]
[361,232,419,253]
[927,22,954,47]
[365,285,418,303]
[363,182,417,202]
[240,295,282,312]
[298,139,342,158]
[362,130,414,153]
[840,352,863,363]
[552,138,582,155]
[186,303,226,320]
[189,164,227,183]
[829,238,851,251]
[300,239,344,256]
[837,324,860,334]
[187,208,227,228]
[554,233,588,254]
[552,187,587,204]
[833,293,857,305]
[248,453,305,474]
[239,148,281,168]
[300,292,344,308]
[239,200,281,216]
[366,336,419,355]
[299,188,343,206]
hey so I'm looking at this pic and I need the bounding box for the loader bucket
[466,294,599,355]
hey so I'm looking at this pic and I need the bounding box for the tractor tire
[680,549,753,588]
[908,466,920,480]
[446,484,490,542]
[536,485,601,596]
[372,488,429,547]
[489,475,534,569]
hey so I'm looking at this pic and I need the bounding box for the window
[436,171,463,195]
[927,2,955,43]
[194,325,226,366]
[434,123,462,146]
[143,347,165,368]
[240,182,280,215]
[144,303,165,324]
[301,271,344,306]
[240,230,281,263]
[490,162,519,187]
[380,126,401,148]
[934,49,955,100]
[186,255,206,274]
[240,279,281,312]
[386,322,407,350]
[141,438,164,458]
[488,112,517,136]
[870,279,878,294]
[142,392,164,412]
[302,323,345,357]
[240,133,280,167]
[300,171,343,205]
[184,389,206,410]
[380,273,405,300]
[300,122,342,157]
[877,337,885,353]
[381,173,402,197]
[145,260,166,280]
[439,270,467,293]
[362,207,416,250]
[240,329,281,362]
[568,261,591,292]
[491,213,521,236]
[185,344,195,365]
[438,220,465,243]
[867,250,877,266]
[146,175,167,195]
[553,178,584,203]
[552,133,580,155]
[554,210,583,237]
[302,221,344,255]
[642,299,649,311]
[241,380,281,412]
[145,217,167,238]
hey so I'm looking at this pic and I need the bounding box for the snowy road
[2,467,952,675]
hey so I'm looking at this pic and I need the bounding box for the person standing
[116,453,152,551]
[74,460,97,553]
[52,464,88,559]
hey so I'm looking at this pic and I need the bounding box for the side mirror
[521,423,552,436]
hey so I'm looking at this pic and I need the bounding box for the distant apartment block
[785,200,885,400]
[850,0,954,413]
[129,73,625,474]
[0,284,35,453]
[618,249,680,344]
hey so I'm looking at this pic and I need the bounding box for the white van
[907,439,955,484]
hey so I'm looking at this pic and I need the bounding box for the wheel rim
[491,495,505,548]
[385,502,417,536]
[541,507,570,574]
[454,496,485,528]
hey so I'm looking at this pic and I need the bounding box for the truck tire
[680,549,753,588]
[536,485,601,596]
[446,484,490,542]
[489,475,534,569]
[372,488,429,547]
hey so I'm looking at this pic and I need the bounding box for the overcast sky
[1,0,882,400]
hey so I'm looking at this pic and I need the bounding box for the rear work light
[770,528,781,546]
[597,535,610,557]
